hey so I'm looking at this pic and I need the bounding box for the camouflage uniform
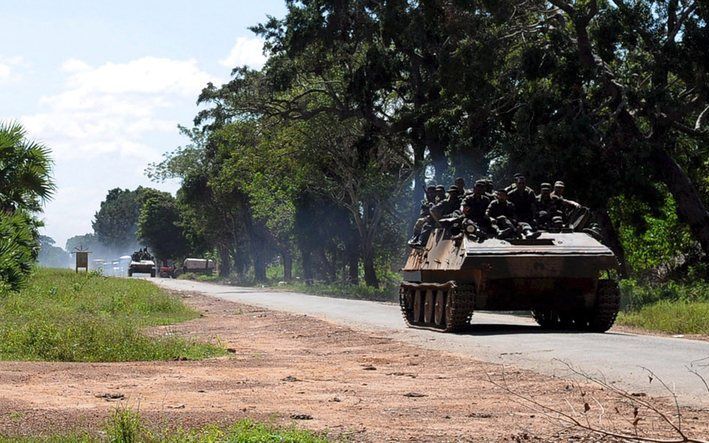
[408,185,437,248]
[551,180,589,229]
[463,187,491,223]
[507,184,537,224]
[486,193,518,239]
[536,183,562,229]
[432,185,462,220]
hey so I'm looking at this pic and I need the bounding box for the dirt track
[1,292,707,442]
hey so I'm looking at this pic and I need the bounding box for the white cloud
[20,56,218,246]
[21,57,218,161]
[0,56,27,83]
[220,36,266,70]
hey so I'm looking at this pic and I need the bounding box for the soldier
[454,177,467,196]
[551,180,589,229]
[434,185,446,204]
[461,180,494,236]
[486,189,517,239]
[463,181,491,220]
[488,189,540,239]
[482,178,495,199]
[432,185,462,220]
[551,181,580,209]
[507,173,537,225]
[536,182,562,229]
[408,184,437,248]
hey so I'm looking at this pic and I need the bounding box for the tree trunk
[301,247,313,285]
[317,248,336,282]
[651,148,709,258]
[253,245,267,282]
[282,249,293,281]
[362,243,379,288]
[595,209,630,278]
[218,245,231,278]
[344,226,360,284]
[427,138,448,182]
[347,246,359,284]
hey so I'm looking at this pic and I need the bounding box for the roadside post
[72,246,91,273]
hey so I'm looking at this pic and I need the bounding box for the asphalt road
[152,278,709,407]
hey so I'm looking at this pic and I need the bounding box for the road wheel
[128,270,133,277]
[412,289,423,323]
[585,280,621,332]
[433,290,446,326]
[423,289,434,324]
[444,284,474,332]
[150,270,156,278]
[532,309,559,329]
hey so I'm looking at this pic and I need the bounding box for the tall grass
[617,280,709,334]
[0,269,223,361]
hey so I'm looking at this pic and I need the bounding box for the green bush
[0,269,224,362]
[619,279,709,311]
[0,212,39,292]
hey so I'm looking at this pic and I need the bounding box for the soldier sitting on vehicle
[462,180,494,236]
[454,177,467,197]
[482,178,495,199]
[407,184,437,248]
[433,184,446,204]
[535,182,563,230]
[487,189,541,239]
[486,189,517,239]
[507,173,538,226]
[431,185,463,221]
[410,184,464,248]
[551,180,590,230]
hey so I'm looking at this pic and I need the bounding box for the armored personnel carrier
[128,249,156,277]
[400,227,620,332]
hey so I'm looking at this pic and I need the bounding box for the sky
[0,0,287,248]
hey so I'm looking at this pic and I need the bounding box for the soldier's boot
[520,223,542,239]
[407,234,423,248]
[498,227,516,240]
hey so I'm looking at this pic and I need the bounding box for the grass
[0,408,330,443]
[617,301,709,334]
[0,268,224,362]
[279,282,398,302]
[617,279,709,334]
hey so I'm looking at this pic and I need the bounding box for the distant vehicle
[158,259,177,278]
[128,249,156,277]
[182,258,215,275]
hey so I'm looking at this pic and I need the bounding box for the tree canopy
[148,0,707,286]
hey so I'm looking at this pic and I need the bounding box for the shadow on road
[460,323,623,336]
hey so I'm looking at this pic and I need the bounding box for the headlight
[465,224,476,234]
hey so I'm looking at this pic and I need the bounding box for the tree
[37,235,70,268]
[137,193,188,260]
[0,121,54,291]
[92,188,141,251]
[0,121,55,213]
[91,186,168,253]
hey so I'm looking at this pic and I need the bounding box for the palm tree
[0,121,55,213]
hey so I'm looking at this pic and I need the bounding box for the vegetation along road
[155,278,709,408]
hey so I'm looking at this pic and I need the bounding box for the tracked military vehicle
[128,249,156,278]
[400,227,620,332]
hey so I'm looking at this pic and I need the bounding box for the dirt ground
[0,292,707,442]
